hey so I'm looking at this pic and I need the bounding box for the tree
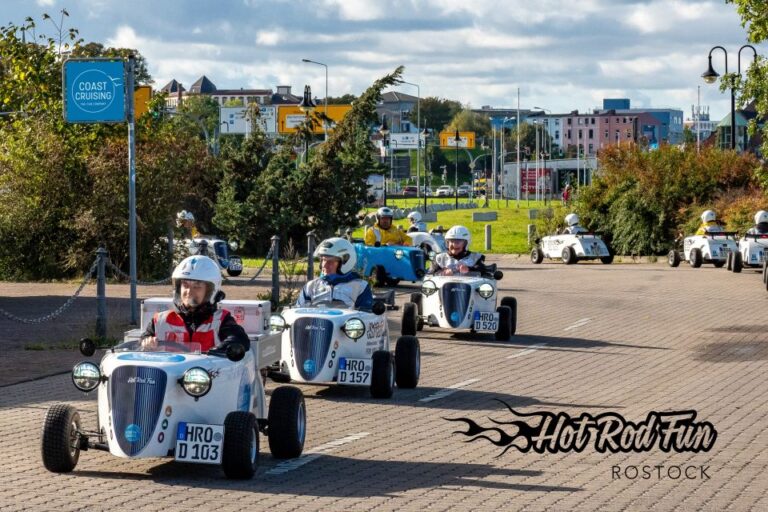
[446,109,491,139]
[682,127,696,147]
[71,42,153,85]
[327,94,357,105]
[420,97,462,132]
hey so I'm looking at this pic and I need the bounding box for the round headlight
[394,249,404,260]
[181,367,212,397]
[270,314,287,332]
[72,362,101,392]
[229,240,239,251]
[343,318,366,340]
[477,283,494,299]
[421,280,438,296]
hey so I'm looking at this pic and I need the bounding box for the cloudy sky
[1,0,764,120]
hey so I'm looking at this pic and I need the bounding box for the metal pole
[423,133,429,211]
[485,224,492,251]
[127,55,138,325]
[535,122,539,202]
[500,121,505,202]
[271,235,280,306]
[96,247,108,340]
[576,126,580,188]
[454,129,459,208]
[307,230,316,281]
[696,85,701,154]
[517,88,521,207]
[324,64,328,141]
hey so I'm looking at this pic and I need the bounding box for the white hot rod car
[531,232,613,265]
[41,300,304,480]
[726,232,768,273]
[668,232,738,268]
[268,301,420,399]
[402,265,517,341]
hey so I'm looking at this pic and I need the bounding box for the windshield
[112,340,203,354]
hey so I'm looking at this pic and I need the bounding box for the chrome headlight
[342,318,365,340]
[270,314,287,332]
[421,280,438,296]
[181,367,212,398]
[72,362,101,392]
[477,283,494,299]
[229,240,239,251]
[394,249,404,260]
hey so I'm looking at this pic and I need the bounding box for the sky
[1,0,764,121]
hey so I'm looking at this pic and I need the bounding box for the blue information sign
[63,59,126,123]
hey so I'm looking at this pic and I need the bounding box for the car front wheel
[267,386,306,459]
[222,411,258,479]
[41,404,81,473]
[395,335,420,389]
[370,351,394,398]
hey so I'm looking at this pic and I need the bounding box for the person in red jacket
[141,255,248,352]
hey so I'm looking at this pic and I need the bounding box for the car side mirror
[226,343,245,362]
[494,270,504,280]
[79,338,96,357]
[374,241,381,247]
[371,301,386,315]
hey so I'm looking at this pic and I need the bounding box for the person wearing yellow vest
[696,209,724,235]
[364,206,411,247]
[140,255,249,353]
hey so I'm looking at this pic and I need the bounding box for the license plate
[175,422,223,464]
[473,312,499,332]
[229,259,243,271]
[337,357,372,386]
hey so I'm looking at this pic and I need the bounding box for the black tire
[495,305,512,341]
[410,293,424,331]
[267,386,306,459]
[668,250,680,268]
[227,268,243,277]
[395,336,420,389]
[689,248,702,268]
[267,371,292,383]
[370,350,394,399]
[726,252,733,271]
[531,247,544,264]
[401,302,418,336]
[600,254,614,264]
[374,265,388,287]
[500,297,517,337]
[41,404,81,473]
[227,257,243,277]
[713,260,726,268]
[763,260,768,284]
[562,246,577,265]
[222,411,258,479]
[732,252,743,273]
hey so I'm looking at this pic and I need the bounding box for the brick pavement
[0,258,766,511]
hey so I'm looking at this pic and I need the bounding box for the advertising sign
[63,59,126,123]
[220,106,278,135]
[277,104,352,134]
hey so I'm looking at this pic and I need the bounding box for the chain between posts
[0,260,98,324]
[221,245,274,286]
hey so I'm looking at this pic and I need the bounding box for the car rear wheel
[500,297,517,337]
[395,335,420,389]
[726,252,733,271]
[41,404,81,473]
[370,350,394,399]
[689,248,702,268]
[267,386,306,459]
[495,306,512,341]
[562,246,577,265]
[410,293,424,331]
[668,250,681,267]
[401,302,418,336]
[222,411,258,479]
[763,260,768,284]
[732,252,743,273]
[531,247,544,264]
[374,266,387,287]
[600,253,614,264]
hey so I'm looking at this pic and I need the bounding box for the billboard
[277,104,352,134]
[63,59,126,123]
[439,131,476,149]
[220,106,277,134]
[384,132,425,150]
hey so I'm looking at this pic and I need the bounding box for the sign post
[126,56,137,325]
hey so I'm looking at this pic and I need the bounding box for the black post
[423,134,429,211]
[454,129,459,209]
[383,134,388,207]
[307,230,316,281]
[96,247,108,340]
[271,235,280,306]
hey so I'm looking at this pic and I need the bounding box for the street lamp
[498,117,516,202]
[421,126,430,210]
[702,45,757,150]
[379,115,390,206]
[298,84,316,163]
[454,129,460,208]
[401,80,421,199]
[302,58,328,141]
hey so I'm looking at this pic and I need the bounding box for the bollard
[485,224,492,251]
[528,224,536,246]
[271,235,280,307]
[96,247,108,340]
[307,230,316,281]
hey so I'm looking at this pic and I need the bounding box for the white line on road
[506,343,548,359]
[418,378,480,403]
[265,432,370,475]
[564,318,591,331]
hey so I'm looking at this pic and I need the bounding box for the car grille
[292,317,334,380]
[410,250,425,274]
[441,282,472,328]
[110,366,167,456]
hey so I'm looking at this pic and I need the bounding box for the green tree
[327,94,357,105]
[446,109,491,140]
[420,96,462,132]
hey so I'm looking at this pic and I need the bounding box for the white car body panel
[420,275,499,329]
[539,233,610,260]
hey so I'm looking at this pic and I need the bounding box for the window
[555,119,560,126]
[604,129,609,138]
[588,129,594,139]
[588,143,594,154]
[615,129,620,141]
[591,118,595,125]
[623,117,627,124]
[555,130,560,139]
[626,130,632,139]
[567,118,572,125]
[578,129,583,139]
[567,129,572,138]
[578,118,583,125]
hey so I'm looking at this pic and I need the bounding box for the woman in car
[429,225,488,276]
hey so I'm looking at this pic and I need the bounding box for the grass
[24,337,118,351]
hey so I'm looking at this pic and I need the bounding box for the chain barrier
[221,246,274,286]
[107,261,173,286]
[0,260,98,324]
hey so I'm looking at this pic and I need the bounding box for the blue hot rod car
[353,243,426,287]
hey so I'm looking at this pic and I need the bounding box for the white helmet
[701,210,716,223]
[177,210,195,222]
[445,225,471,249]
[376,206,394,221]
[314,237,357,274]
[565,213,580,227]
[172,255,222,307]
[755,210,768,225]
[407,211,422,223]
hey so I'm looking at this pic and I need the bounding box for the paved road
[1,260,767,511]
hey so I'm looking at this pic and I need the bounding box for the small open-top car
[668,233,738,268]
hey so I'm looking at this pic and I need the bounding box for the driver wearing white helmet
[430,225,488,276]
[696,209,724,235]
[747,210,768,235]
[297,237,374,310]
[176,210,199,238]
[563,213,587,234]
[140,255,249,352]
[407,211,427,233]
[364,207,411,247]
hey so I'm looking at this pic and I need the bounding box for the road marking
[265,432,370,475]
[564,318,591,331]
[419,378,480,403]
[506,343,548,359]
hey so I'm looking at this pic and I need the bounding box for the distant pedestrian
[562,184,572,206]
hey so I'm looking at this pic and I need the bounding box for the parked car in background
[435,186,453,197]
[457,185,471,197]
[403,186,418,197]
